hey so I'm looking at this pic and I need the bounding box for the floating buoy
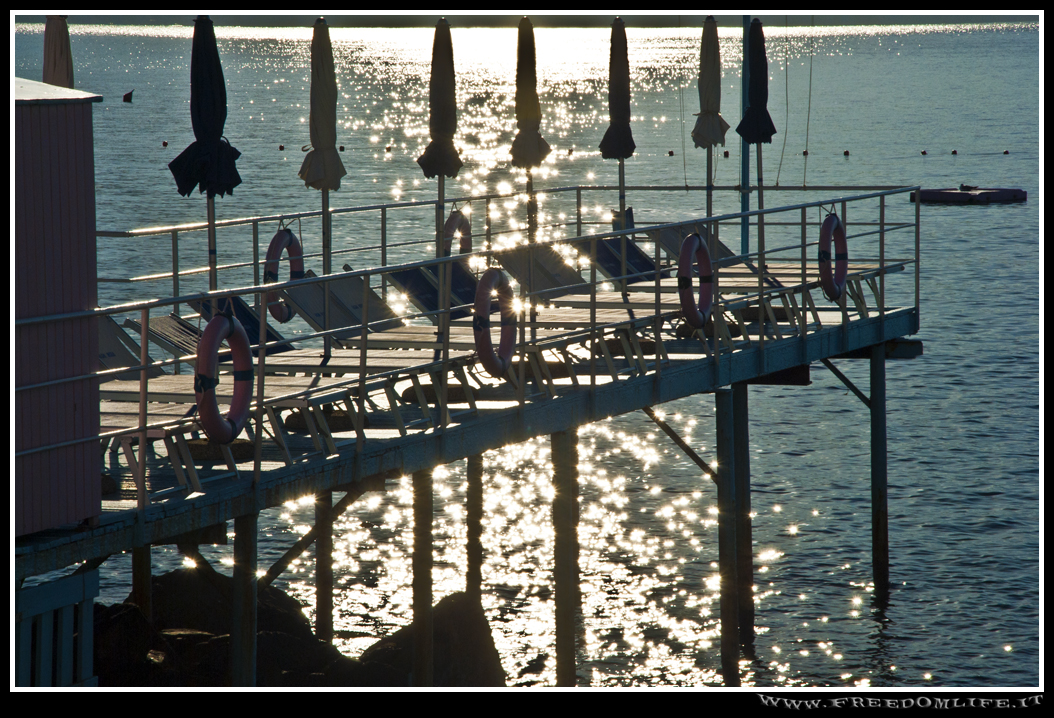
[279,144,284,150]
[952,150,957,155]
[123,89,134,102]
[385,145,392,152]
[567,148,573,156]
[802,150,808,156]
[668,150,674,156]
[339,145,344,151]
[843,150,850,156]
[921,150,927,155]
[1004,150,1009,154]
[723,150,729,158]
[162,140,168,147]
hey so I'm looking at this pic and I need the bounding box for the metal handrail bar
[95,183,916,240]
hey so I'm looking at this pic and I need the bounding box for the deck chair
[595,207,670,284]
[186,294,293,356]
[282,268,403,346]
[98,314,166,382]
[124,313,232,371]
[385,260,475,322]
[646,221,784,289]
[493,243,586,302]
[327,267,405,334]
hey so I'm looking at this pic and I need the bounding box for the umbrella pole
[527,170,536,343]
[207,194,218,317]
[756,144,765,276]
[618,158,627,296]
[436,175,448,425]
[707,147,713,218]
[323,188,331,361]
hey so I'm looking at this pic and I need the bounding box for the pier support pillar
[231,513,258,687]
[551,429,581,687]
[131,546,152,623]
[870,344,890,599]
[315,490,333,643]
[412,468,433,686]
[466,454,484,599]
[732,382,754,654]
[714,389,740,686]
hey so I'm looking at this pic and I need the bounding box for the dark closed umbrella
[43,15,74,89]
[169,15,241,198]
[599,17,635,160]
[417,18,462,180]
[510,16,550,169]
[735,18,777,145]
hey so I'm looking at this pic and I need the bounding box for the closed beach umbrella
[298,17,346,357]
[599,17,635,161]
[168,15,242,301]
[510,16,550,170]
[299,18,346,191]
[169,16,242,199]
[43,15,74,89]
[735,18,776,145]
[691,16,729,149]
[692,16,730,218]
[417,18,462,180]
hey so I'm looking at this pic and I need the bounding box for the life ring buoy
[818,213,848,301]
[263,228,304,323]
[443,210,472,256]
[194,314,254,444]
[473,268,517,378]
[677,232,714,329]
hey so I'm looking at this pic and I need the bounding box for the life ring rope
[263,228,305,323]
[194,313,254,444]
[818,212,848,301]
[443,210,472,256]
[473,268,517,378]
[677,232,714,329]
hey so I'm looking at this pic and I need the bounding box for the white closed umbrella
[298,17,346,360]
[298,17,345,191]
[43,15,74,89]
[691,16,730,218]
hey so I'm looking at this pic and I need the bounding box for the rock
[127,567,314,640]
[360,592,506,686]
[93,602,185,687]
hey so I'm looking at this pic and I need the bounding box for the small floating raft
[910,186,1027,204]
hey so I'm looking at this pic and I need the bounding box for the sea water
[14,18,1040,687]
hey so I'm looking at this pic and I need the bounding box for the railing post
[255,290,267,485]
[171,230,180,306]
[137,307,149,511]
[915,187,921,333]
[879,195,886,333]
[590,237,597,419]
[381,206,388,299]
[801,206,808,364]
[252,220,259,307]
[576,187,582,239]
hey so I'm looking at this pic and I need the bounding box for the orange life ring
[818,213,848,301]
[677,232,714,329]
[443,210,472,256]
[263,228,304,323]
[194,314,254,444]
[473,268,517,378]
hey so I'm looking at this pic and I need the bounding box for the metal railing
[18,184,921,513]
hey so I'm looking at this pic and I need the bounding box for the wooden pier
[16,177,922,686]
